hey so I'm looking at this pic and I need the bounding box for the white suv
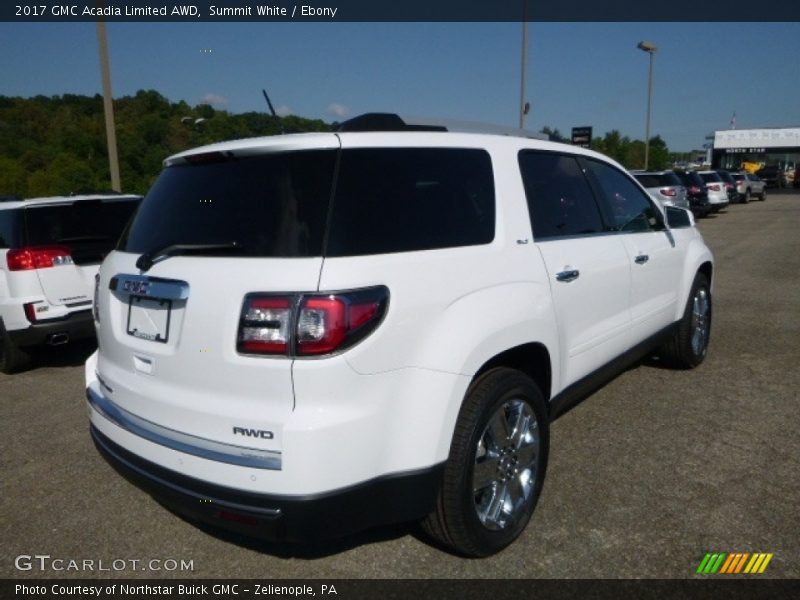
[86,115,714,557]
[0,193,141,373]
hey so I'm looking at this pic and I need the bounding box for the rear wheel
[742,189,751,204]
[0,323,34,374]
[759,188,767,201]
[660,273,711,369]
[422,368,549,557]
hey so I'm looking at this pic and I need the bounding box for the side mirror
[666,206,694,229]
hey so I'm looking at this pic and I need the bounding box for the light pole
[637,41,657,170]
[519,4,529,129]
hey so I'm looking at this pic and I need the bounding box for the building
[712,127,800,172]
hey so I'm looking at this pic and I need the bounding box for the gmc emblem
[233,426,274,440]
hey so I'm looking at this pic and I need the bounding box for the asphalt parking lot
[2,189,798,579]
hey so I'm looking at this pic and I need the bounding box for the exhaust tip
[47,333,69,346]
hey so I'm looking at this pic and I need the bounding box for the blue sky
[2,22,798,151]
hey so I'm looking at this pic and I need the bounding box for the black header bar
[2,0,798,22]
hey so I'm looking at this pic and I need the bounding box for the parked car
[86,113,714,557]
[697,171,730,212]
[715,170,739,204]
[0,193,141,373]
[673,170,712,217]
[730,172,767,203]
[630,170,690,210]
[756,165,786,188]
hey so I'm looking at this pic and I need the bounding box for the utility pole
[96,7,121,191]
[518,3,529,129]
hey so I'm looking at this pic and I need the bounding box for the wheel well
[473,343,552,402]
[698,261,713,286]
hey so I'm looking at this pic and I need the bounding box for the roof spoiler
[336,113,548,140]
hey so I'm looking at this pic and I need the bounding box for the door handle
[634,254,649,264]
[556,269,580,282]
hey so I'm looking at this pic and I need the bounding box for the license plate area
[126,295,172,343]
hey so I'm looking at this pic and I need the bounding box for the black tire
[759,188,767,201]
[421,367,549,557]
[660,273,711,369]
[0,322,34,374]
[742,189,751,204]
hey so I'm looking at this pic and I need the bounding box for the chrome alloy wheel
[691,288,710,356]
[473,398,540,530]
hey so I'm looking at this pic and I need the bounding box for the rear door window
[518,151,605,239]
[326,148,495,256]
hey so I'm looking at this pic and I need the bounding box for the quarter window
[518,151,604,239]
[326,148,495,256]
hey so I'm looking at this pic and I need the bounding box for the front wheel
[759,188,767,201]
[742,189,751,204]
[660,273,711,369]
[421,368,549,557]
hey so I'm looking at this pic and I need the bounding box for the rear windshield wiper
[136,242,242,272]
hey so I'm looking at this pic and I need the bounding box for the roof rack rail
[336,113,548,140]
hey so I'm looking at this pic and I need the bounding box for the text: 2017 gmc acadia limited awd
[86,114,713,557]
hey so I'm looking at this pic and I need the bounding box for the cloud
[199,93,228,107]
[327,103,351,118]
[275,105,292,117]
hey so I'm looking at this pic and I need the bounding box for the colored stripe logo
[696,552,773,574]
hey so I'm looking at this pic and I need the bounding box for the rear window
[123,148,495,259]
[123,151,338,258]
[22,199,140,265]
[699,172,722,183]
[633,173,676,188]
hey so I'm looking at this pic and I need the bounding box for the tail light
[238,297,292,355]
[659,187,677,197]
[707,184,721,192]
[725,183,734,190]
[6,246,73,271]
[237,286,389,357]
[688,185,702,194]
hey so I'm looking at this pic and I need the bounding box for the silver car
[631,170,690,210]
[730,172,767,203]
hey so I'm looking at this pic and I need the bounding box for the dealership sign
[714,128,800,150]
[572,126,592,148]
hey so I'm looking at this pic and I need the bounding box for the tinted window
[716,171,734,184]
[633,174,664,188]
[123,151,337,258]
[634,173,679,188]
[518,151,604,239]
[326,148,495,256]
[24,199,140,265]
[699,172,722,183]
[0,209,21,248]
[586,159,660,232]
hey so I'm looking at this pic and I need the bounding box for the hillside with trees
[0,90,330,197]
[0,92,682,198]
